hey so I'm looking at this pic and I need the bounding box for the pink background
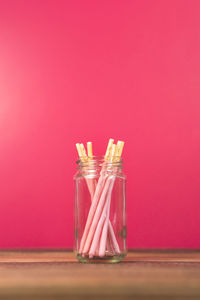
[0,0,200,249]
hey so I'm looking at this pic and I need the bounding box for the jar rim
[76,155,123,167]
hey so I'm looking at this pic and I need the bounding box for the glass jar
[74,157,127,263]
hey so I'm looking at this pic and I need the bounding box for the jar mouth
[76,155,123,167]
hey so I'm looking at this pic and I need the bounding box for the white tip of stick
[105,138,114,161]
[80,143,88,162]
[118,141,124,156]
[116,141,125,161]
[87,142,93,159]
[110,144,117,162]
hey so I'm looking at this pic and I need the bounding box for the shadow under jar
[74,156,127,263]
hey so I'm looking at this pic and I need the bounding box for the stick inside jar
[88,142,124,257]
[77,139,114,254]
[92,143,117,258]
[82,140,124,257]
[76,139,124,258]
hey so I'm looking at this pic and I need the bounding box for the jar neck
[76,156,123,175]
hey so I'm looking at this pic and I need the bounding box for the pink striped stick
[98,178,115,257]
[79,173,107,254]
[76,141,121,257]
[82,176,113,256]
[85,175,120,256]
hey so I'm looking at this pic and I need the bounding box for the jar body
[74,160,127,263]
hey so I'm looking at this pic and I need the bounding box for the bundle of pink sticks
[76,139,124,258]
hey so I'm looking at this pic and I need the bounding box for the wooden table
[0,250,200,299]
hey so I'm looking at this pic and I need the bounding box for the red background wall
[0,0,200,249]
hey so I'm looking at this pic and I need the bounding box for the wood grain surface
[0,250,200,299]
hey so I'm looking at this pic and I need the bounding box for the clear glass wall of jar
[74,157,127,263]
